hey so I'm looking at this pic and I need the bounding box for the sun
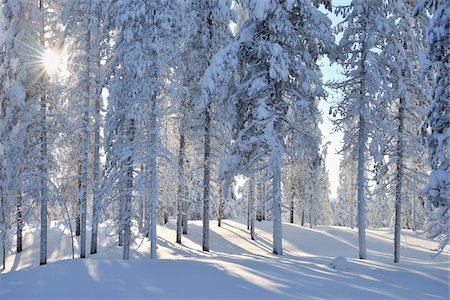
[41,48,67,77]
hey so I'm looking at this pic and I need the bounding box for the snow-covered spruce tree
[208,0,334,255]
[283,159,297,224]
[185,0,232,252]
[1,0,65,265]
[37,0,48,266]
[333,0,391,259]
[318,144,332,225]
[333,129,358,227]
[282,90,324,228]
[106,0,182,259]
[415,0,450,254]
[368,0,432,262]
[0,0,39,265]
[177,0,231,244]
[62,0,104,258]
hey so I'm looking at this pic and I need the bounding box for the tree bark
[39,4,48,263]
[272,159,283,254]
[356,115,367,259]
[149,99,158,259]
[202,105,211,252]
[290,198,294,224]
[176,133,185,243]
[16,192,22,253]
[76,162,81,237]
[1,194,6,269]
[218,187,223,227]
[91,39,101,255]
[39,94,48,266]
[247,190,251,230]
[394,98,405,263]
[80,42,90,258]
[272,82,283,255]
[249,177,255,240]
[123,119,134,260]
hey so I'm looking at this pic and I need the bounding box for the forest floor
[1,218,449,299]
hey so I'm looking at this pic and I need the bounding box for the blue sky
[318,0,350,198]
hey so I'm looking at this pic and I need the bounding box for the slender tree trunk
[272,82,283,255]
[176,133,185,243]
[249,177,255,240]
[76,162,81,237]
[218,188,223,227]
[411,195,416,231]
[39,4,48,263]
[247,194,251,230]
[145,176,151,238]
[90,49,101,255]
[272,159,283,255]
[182,197,188,234]
[118,172,124,246]
[356,115,367,259]
[138,165,145,234]
[39,95,48,266]
[1,194,6,269]
[202,105,211,252]
[149,100,158,259]
[290,198,294,224]
[138,201,144,232]
[16,192,22,253]
[123,120,134,260]
[350,194,354,229]
[301,210,305,226]
[309,194,313,229]
[80,47,90,259]
[394,98,405,263]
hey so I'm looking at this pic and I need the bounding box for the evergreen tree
[208,0,334,254]
[333,0,391,259]
[415,0,450,254]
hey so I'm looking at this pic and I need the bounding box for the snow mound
[330,256,348,271]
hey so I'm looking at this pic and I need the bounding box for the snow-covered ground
[1,219,449,299]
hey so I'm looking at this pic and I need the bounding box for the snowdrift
[1,219,449,299]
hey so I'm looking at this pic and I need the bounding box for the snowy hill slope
[1,219,449,299]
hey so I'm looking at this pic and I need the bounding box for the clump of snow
[330,256,348,271]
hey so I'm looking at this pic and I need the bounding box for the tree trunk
[247,193,251,230]
[39,95,48,266]
[301,210,305,226]
[182,199,188,234]
[149,100,158,259]
[356,115,367,259]
[290,198,294,224]
[217,187,223,227]
[394,98,405,263]
[39,5,48,263]
[16,192,23,253]
[90,47,101,255]
[176,133,185,244]
[76,162,81,237]
[202,105,211,252]
[350,194,354,229]
[118,187,124,246]
[309,194,313,229]
[1,194,6,269]
[80,54,90,259]
[123,119,134,260]
[272,159,283,255]
[249,177,255,240]
[138,166,145,234]
[411,195,416,231]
